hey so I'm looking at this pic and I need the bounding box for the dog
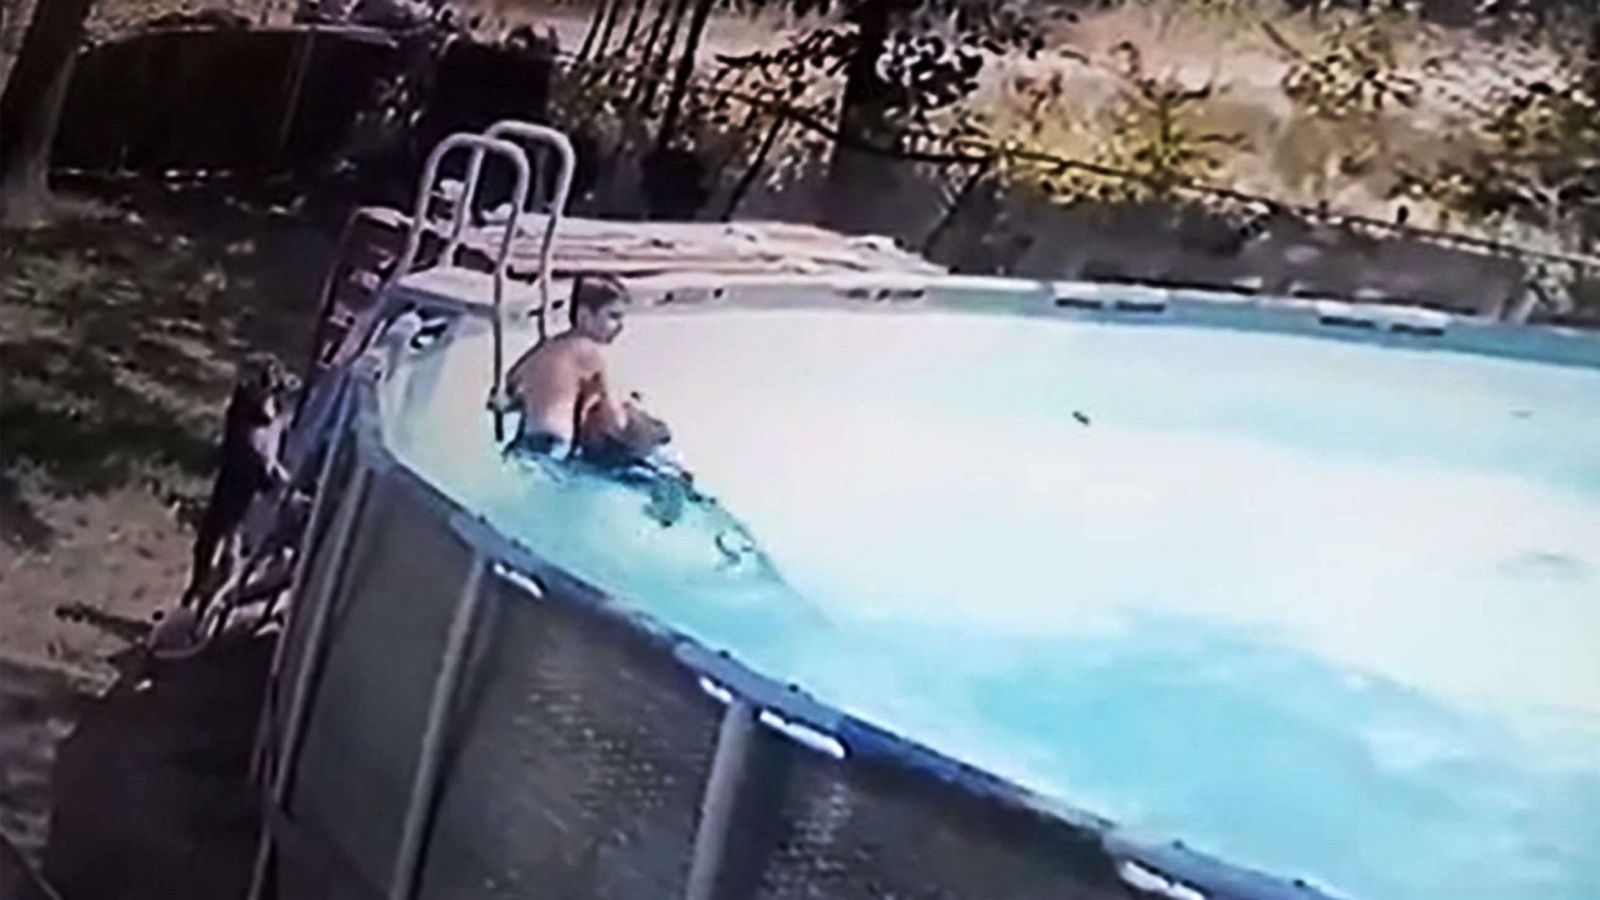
[180,355,300,621]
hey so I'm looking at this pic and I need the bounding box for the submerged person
[573,384,699,526]
[575,385,676,471]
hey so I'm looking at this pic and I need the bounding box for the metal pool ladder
[383,121,576,441]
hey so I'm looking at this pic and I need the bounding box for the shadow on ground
[0,659,82,868]
[1,828,59,900]
[0,176,340,550]
[38,634,274,900]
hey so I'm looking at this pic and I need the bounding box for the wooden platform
[360,207,946,281]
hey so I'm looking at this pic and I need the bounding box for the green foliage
[550,54,644,143]
[84,0,270,42]
[1372,4,1599,254]
[1096,43,1247,199]
[955,40,1245,212]
[1394,70,1600,249]
[698,44,836,189]
[716,0,1047,129]
[1270,8,1422,122]
[547,0,1596,263]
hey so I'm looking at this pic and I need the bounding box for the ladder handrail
[383,133,531,442]
[384,133,532,292]
[483,120,576,345]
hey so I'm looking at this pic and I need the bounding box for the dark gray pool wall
[246,289,1377,900]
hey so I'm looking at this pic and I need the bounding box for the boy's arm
[504,350,530,404]
[584,353,630,436]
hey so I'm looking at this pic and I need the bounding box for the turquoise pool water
[384,304,1600,900]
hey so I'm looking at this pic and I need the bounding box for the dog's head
[237,355,301,418]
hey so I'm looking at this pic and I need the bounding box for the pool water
[384,305,1600,900]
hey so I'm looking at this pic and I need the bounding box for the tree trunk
[625,0,672,107]
[921,160,990,257]
[576,0,612,62]
[654,0,714,153]
[824,0,901,232]
[641,0,690,108]
[710,102,763,175]
[836,0,897,142]
[1586,18,1599,97]
[617,0,650,56]
[721,117,785,220]
[0,0,96,226]
[594,0,627,58]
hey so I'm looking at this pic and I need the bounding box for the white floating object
[1118,860,1208,900]
[491,562,545,599]
[698,677,734,705]
[758,709,847,759]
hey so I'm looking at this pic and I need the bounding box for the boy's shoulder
[518,334,604,369]
[527,332,581,358]
[567,336,606,367]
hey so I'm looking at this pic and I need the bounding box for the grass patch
[1,190,327,550]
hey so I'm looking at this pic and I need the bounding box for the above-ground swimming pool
[265,277,1599,900]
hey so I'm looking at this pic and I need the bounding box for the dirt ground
[0,178,342,889]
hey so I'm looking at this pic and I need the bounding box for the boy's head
[569,274,630,344]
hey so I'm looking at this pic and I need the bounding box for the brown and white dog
[180,355,300,621]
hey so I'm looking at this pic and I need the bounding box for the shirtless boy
[505,274,650,460]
